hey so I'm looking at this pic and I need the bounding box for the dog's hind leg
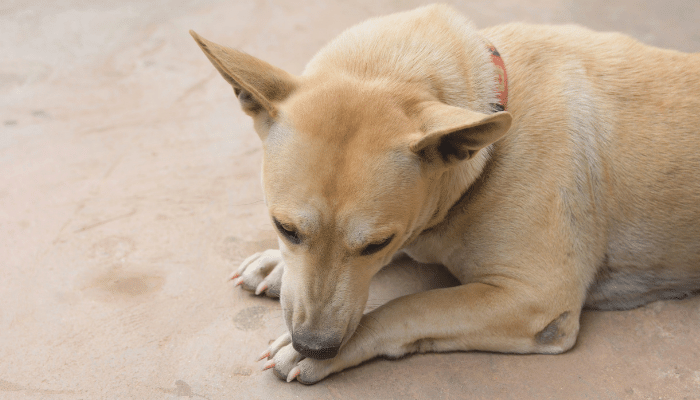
[267,281,582,384]
[230,249,284,298]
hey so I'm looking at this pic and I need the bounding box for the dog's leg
[230,249,284,298]
[265,282,581,384]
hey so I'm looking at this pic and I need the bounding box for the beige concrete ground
[1,0,699,398]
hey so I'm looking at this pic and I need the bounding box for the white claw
[257,349,271,361]
[255,281,268,295]
[262,359,275,371]
[268,333,292,358]
[287,366,301,383]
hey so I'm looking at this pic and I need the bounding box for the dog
[191,4,700,384]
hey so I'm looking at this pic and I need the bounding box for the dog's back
[481,24,700,309]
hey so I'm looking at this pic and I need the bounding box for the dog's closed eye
[273,217,302,245]
[361,235,394,256]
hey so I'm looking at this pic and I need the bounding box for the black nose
[292,334,341,360]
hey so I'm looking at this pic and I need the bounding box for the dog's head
[192,31,511,359]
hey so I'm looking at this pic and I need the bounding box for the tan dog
[191,4,700,384]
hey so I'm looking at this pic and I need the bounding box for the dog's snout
[292,333,341,360]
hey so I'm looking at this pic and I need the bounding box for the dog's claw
[262,360,275,371]
[228,271,240,280]
[255,282,268,295]
[257,350,271,361]
[287,366,301,383]
[234,277,243,287]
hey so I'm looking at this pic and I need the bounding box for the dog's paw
[229,249,284,298]
[260,333,335,384]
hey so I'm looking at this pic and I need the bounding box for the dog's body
[192,4,700,383]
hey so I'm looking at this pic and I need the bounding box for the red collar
[486,41,508,112]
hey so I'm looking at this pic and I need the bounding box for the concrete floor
[1,0,700,398]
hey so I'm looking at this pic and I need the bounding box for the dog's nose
[292,333,341,360]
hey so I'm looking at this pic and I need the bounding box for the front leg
[265,282,582,384]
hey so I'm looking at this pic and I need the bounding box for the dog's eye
[361,235,394,256]
[273,218,301,245]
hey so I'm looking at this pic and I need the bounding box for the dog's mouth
[287,309,363,360]
[289,330,344,360]
[292,339,340,360]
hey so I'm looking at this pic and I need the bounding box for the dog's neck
[420,41,508,232]
[421,148,492,232]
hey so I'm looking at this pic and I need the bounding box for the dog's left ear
[189,30,297,122]
[410,103,512,166]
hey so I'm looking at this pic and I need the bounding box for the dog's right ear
[410,102,511,167]
[190,30,297,123]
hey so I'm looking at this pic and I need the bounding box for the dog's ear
[410,103,511,166]
[190,30,297,121]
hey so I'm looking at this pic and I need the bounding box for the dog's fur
[191,4,700,384]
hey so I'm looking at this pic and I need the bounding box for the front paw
[229,249,284,298]
[260,333,334,384]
